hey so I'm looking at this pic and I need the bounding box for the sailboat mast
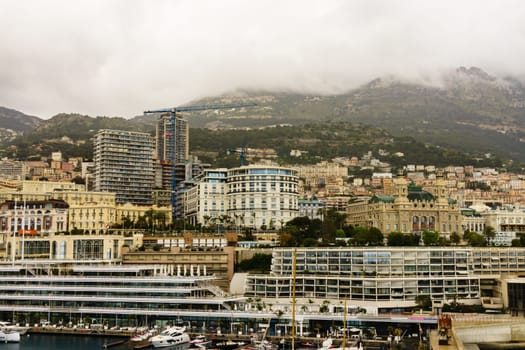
[291,248,297,350]
[12,198,17,265]
[342,298,347,350]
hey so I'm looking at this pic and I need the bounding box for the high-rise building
[156,113,189,164]
[94,129,154,205]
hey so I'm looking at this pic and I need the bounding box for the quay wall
[455,322,525,344]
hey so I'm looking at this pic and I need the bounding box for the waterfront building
[227,165,298,229]
[51,190,117,234]
[115,202,171,230]
[122,245,235,289]
[244,246,525,314]
[0,229,139,261]
[461,208,485,233]
[184,168,229,227]
[94,129,154,205]
[346,178,461,236]
[0,261,242,328]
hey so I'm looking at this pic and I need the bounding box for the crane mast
[144,102,256,222]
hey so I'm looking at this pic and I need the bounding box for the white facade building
[245,247,525,313]
[184,165,299,229]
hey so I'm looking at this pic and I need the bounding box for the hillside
[0,106,42,143]
[139,67,524,162]
[2,66,524,166]
[4,113,152,160]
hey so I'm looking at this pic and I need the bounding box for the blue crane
[144,102,257,222]
[227,145,247,166]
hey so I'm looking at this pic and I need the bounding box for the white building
[184,165,299,229]
[245,246,525,314]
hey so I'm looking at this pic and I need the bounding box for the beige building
[0,230,141,262]
[121,246,235,289]
[0,181,171,233]
[346,178,462,236]
[52,191,117,233]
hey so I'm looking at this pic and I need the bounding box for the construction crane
[227,145,247,166]
[144,102,256,222]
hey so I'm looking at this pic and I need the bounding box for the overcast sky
[1,0,524,119]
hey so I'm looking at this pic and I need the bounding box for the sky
[1,0,525,119]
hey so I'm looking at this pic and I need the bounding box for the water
[4,333,129,350]
[6,334,194,350]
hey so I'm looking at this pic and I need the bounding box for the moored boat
[0,329,20,343]
[151,326,190,348]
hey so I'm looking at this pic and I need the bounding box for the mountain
[140,67,523,162]
[0,106,43,143]
[3,66,525,165]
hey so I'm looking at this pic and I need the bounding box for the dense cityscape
[2,1,525,349]
[0,104,524,350]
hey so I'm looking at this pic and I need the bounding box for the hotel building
[184,165,299,229]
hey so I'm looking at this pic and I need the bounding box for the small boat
[317,338,363,350]
[190,335,211,348]
[150,326,190,348]
[131,328,156,342]
[0,329,20,343]
[215,339,246,350]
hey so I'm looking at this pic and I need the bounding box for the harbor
[20,327,388,350]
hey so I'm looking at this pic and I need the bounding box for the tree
[450,232,461,245]
[483,225,496,244]
[415,295,432,310]
[236,253,272,273]
[387,232,405,246]
[422,230,439,246]
[464,230,487,247]
[352,227,384,246]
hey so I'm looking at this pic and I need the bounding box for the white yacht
[0,329,20,343]
[151,326,190,348]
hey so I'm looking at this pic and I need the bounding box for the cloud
[0,0,524,118]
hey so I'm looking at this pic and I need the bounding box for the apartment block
[94,129,154,205]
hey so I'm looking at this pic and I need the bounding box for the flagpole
[12,198,17,265]
[22,199,26,261]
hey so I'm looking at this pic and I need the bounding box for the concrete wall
[456,323,525,344]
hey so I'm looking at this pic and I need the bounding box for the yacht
[151,326,190,348]
[0,329,20,343]
[189,334,211,348]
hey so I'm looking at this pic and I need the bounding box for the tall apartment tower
[94,129,154,205]
[156,113,189,164]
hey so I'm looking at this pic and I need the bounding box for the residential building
[156,113,189,164]
[94,129,154,205]
[0,159,26,181]
[298,198,325,220]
